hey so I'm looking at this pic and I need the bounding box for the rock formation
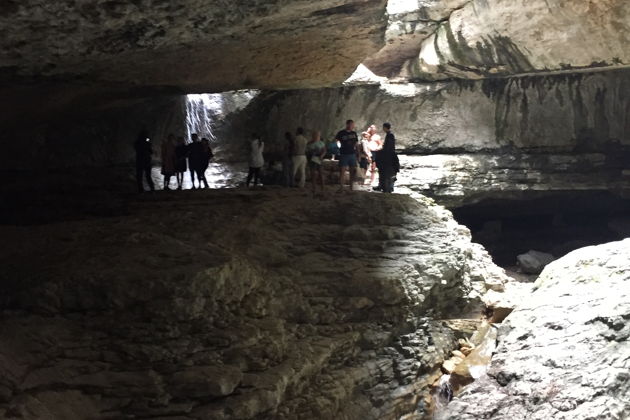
[364,0,630,80]
[0,0,387,129]
[0,190,506,419]
[440,239,630,420]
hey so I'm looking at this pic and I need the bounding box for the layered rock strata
[0,190,506,419]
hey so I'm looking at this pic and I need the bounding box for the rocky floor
[0,188,507,420]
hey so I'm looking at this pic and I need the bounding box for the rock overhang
[0,0,388,127]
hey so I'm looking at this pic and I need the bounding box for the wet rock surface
[0,190,506,419]
[440,239,630,420]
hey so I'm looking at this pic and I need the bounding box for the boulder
[516,250,555,274]
[439,239,630,420]
[0,190,507,419]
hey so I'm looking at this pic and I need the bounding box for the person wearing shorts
[306,130,326,194]
[335,120,359,192]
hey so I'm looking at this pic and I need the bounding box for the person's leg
[369,161,377,185]
[163,175,170,190]
[291,156,300,187]
[246,167,254,187]
[282,159,291,187]
[197,169,208,188]
[308,163,317,194]
[338,166,346,191]
[136,165,144,192]
[254,167,261,186]
[145,165,155,191]
[383,171,393,193]
[176,172,182,190]
[318,167,325,193]
[375,167,385,191]
[349,165,356,191]
[190,167,196,189]
[298,156,306,188]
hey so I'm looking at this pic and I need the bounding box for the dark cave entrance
[452,191,630,269]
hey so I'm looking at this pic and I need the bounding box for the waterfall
[184,90,259,142]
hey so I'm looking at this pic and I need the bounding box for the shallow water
[151,162,248,190]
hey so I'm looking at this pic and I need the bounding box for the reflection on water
[151,162,248,190]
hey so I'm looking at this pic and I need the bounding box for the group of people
[247,120,399,193]
[333,120,399,193]
[134,131,213,193]
[135,119,399,194]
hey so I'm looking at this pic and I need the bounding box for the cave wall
[242,69,630,155]
[1,95,187,173]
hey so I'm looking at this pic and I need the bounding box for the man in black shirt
[134,128,155,193]
[377,122,399,193]
[335,119,359,192]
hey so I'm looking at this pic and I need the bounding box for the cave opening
[452,190,630,270]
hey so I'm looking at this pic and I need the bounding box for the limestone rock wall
[0,191,506,419]
[408,0,630,80]
[247,69,630,155]
[440,238,630,419]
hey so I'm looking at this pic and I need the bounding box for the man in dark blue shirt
[335,119,359,192]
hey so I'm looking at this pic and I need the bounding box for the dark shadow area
[453,191,630,267]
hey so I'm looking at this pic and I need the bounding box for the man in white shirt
[292,127,308,188]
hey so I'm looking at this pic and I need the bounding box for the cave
[452,191,630,269]
[1,1,629,420]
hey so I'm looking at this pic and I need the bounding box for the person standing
[367,125,383,187]
[174,136,188,190]
[378,122,399,193]
[335,120,359,192]
[247,134,264,187]
[292,127,308,188]
[134,128,155,193]
[194,138,213,189]
[282,132,295,187]
[359,131,371,182]
[188,133,201,189]
[161,134,177,190]
[306,130,326,194]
